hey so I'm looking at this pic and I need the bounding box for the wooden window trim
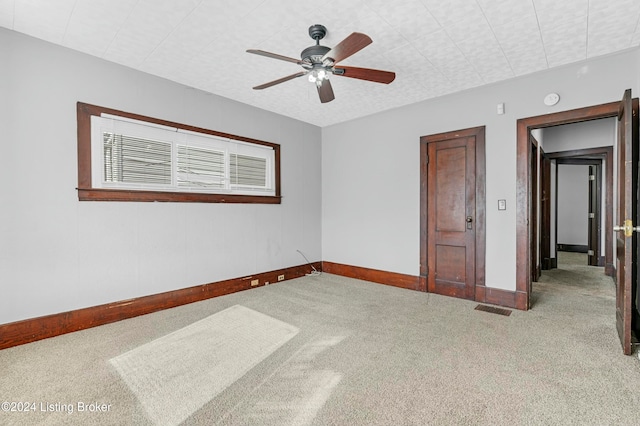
[76,102,281,204]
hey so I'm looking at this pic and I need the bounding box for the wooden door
[530,139,539,283]
[615,89,638,355]
[426,135,476,299]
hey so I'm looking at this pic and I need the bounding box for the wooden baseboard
[612,265,617,284]
[322,261,421,291]
[0,262,321,351]
[323,262,525,310]
[475,286,527,310]
[606,263,614,277]
[557,244,589,253]
[1,260,529,351]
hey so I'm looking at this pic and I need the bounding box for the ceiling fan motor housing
[300,45,331,67]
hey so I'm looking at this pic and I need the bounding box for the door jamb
[516,101,620,310]
[540,150,552,270]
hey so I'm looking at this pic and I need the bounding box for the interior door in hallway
[425,132,476,300]
[615,89,638,355]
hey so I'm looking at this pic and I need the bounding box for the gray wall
[2,26,639,324]
[322,48,639,291]
[0,29,322,325]
[543,118,616,152]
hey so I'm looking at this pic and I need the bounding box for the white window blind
[90,114,275,196]
[103,133,172,185]
[177,145,225,189]
[231,154,267,187]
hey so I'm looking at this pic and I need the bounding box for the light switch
[498,199,506,210]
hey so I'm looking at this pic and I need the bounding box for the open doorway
[517,93,640,355]
[515,101,620,310]
[546,146,613,273]
[527,119,615,291]
[530,120,615,284]
[554,161,599,267]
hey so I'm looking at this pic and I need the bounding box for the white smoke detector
[544,93,560,106]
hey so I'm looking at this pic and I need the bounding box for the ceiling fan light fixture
[308,68,331,84]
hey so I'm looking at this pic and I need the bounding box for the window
[77,103,281,203]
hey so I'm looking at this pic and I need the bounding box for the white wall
[0,29,322,325]
[557,165,589,246]
[322,48,639,291]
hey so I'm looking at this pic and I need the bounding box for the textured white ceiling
[2,0,639,127]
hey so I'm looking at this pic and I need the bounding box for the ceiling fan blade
[247,49,302,65]
[253,72,307,90]
[334,66,396,84]
[322,32,372,64]
[316,80,335,103]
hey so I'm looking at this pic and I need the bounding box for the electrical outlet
[278,274,285,281]
[251,279,259,287]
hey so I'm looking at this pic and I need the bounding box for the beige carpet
[1,254,640,425]
[110,305,299,426]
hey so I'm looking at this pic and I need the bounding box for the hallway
[532,251,614,308]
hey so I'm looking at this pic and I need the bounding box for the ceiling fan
[247,24,396,103]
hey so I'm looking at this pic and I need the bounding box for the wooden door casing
[547,149,613,274]
[540,151,552,270]
[587,164,601,267]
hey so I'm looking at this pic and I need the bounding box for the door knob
[466,216,473,230]
[613,219,640,237]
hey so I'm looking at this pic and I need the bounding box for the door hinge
[589,175,595,181]
[425,154,429,164]
[588,250,595,256]
[589,212,595,219]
